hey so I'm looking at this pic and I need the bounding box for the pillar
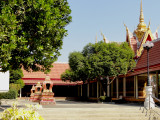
[20,88,22,98]
[116,77,119,98]
[123,77,126,97]
[97,81,99,98]
[87,83,89,97]
[107,79,110,97]
[135,76,138,99]
[134,76,138,99]
[81,85,82,97]
[156,72,159,98]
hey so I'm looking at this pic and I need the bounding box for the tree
[61,41,136,95]
[0,0,72,72]
[10,69,24,88]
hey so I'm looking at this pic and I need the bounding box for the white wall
[0,71,9,92]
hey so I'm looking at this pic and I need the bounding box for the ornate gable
[125,0,156,59]
[136,28,154,57]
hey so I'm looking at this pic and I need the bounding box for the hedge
[0,89,17,99]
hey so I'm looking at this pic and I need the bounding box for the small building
[22,63,81,97]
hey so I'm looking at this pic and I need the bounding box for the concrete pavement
[0,99,151,120]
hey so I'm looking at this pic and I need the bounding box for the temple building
[78,0,160,102]
[110,0,160,101]
[22,1,160,102]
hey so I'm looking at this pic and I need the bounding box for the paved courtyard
[0,99,150,120]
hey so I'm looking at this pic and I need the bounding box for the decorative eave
[136,28,154,58]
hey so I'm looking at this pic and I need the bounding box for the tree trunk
[99,76,116,97]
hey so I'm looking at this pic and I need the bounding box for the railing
[140,95,160,120]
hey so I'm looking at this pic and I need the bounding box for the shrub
[0,89,17,99]
[2,102,44,120]
[99,96,106,102]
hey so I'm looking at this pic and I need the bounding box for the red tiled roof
[135,39,160,70]
[123,39,160,77]
[23,63,69,79]
[130,36,137,54]
[22,63,82,85]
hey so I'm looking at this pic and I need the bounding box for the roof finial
[135,0,147,33]
[140,0,144,23]
[124,23,128,31]
[148,20,151,29]
[101,31,107,43]
[95,34,98,43]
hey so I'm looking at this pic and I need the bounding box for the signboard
[0,70,9,92]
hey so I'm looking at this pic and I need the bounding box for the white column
[87,84,89,97]
[116,77,119,98]
[156,72,159,98]
[144,86,155,109]
[134,76,136,98]
[20,88,22,98]
[135,76,138,99]
[97,81,99,98]
[107,79,110,97]
[123,77,126,97]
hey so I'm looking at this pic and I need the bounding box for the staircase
[38,103,149,120]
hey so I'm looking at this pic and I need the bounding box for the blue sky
[57,0,160,62]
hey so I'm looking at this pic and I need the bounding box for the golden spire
[137,0,147,31]
[140,0,144,23]
[135,0,147,42]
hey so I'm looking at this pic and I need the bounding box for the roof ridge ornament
[148,21,151,30]
[101,31,107,43]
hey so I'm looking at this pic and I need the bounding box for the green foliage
[2,102,44,120]
[10,69,25,89]
[0,89,17,99]
[10,69,23,82]
[99,96,106,102]
[0,0,72,72]
[9,83,21,96]
[61,41,136,82]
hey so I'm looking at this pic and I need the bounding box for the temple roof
[23,63,69,79]
[125,38,160,77]
[22,63,82,86]
[135,39,160,70]
[125,0,155,59]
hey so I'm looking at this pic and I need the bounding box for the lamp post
[143,41,155,109]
